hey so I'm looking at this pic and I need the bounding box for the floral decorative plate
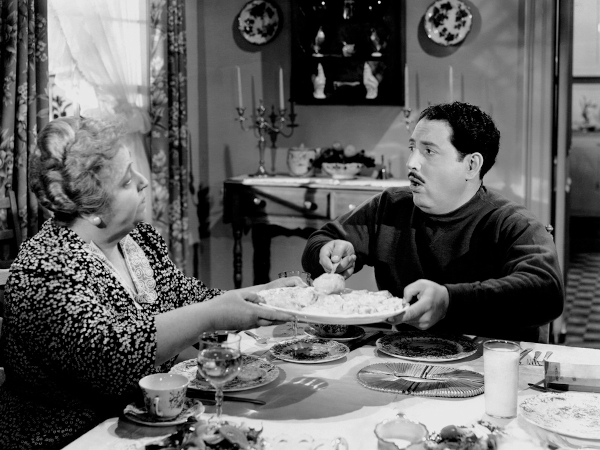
[305,325,366,342]
[357,362,484,398]
[376,331,478,362]
[519,392,600,440]
[123,398,205,427]
[237,0,282,46]
[170,355,279,392]
[424,0,473,46]
[269,337,349,363]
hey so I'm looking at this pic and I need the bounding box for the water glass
[483,339,520,418]
[197,331,242,418]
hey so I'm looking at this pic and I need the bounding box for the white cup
[139,373,189,419]
[483,340,520,418]
[374,414,429,450]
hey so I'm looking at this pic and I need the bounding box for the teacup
[310,323,349,338]
[374,414,429,450]
[139,373,189,419]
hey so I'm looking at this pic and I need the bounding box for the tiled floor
[564,252,600,348]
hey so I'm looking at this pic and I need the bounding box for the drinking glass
[197,331,242,419]
[278,271,313,338]
[483,339,520,418]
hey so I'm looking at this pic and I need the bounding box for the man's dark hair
[418,101,500,179]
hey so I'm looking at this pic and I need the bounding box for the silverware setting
[533,350,553,366]
[520,348,533,361]
[244,330,268,345]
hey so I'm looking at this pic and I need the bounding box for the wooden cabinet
[570,132,600,216]
[223,176,408,287]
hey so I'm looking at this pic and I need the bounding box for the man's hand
[318,240,357,278]
[387,279,449,329]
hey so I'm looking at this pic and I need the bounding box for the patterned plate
[376,331,478,362]
[170,355,279,392]
[237,0,282,46]
[357,362,484,398]
[123,398,205,427]
[519,392,600,440]
[304,325,366,342]
[424,0,473,46]
[269,338,349,364]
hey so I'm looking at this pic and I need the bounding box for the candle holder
[403,107,413,130]
[236,100,298,177]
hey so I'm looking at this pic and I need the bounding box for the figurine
[342,41,355,57]
[313,63,326,99]
[313,26,325,57]
[363,62,379,99]
[370,28,386,57]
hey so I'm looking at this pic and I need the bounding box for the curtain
[0,0,49,244]
[149,0,188,271]
[48,0,153,224]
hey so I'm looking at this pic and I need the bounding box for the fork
[244,330,268,345]
[532,350,542,365]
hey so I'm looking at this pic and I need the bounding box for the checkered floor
[564,253,600,348]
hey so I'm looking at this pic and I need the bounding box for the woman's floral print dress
[0,220,223,449]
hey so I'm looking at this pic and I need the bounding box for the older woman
[0,117,297,449]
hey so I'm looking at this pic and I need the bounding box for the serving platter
[519,392,600,440]
[263,303,406,325]
[376,331,478,362]
[170,355,279,392]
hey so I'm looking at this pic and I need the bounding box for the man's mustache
[408,171,425,184]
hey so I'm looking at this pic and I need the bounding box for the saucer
[123,398,204,427]
[305,325,365,342]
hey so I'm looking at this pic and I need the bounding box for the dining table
[63,324,600,450]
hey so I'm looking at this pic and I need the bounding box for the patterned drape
[0,0,49,246]
[149,0,188,271]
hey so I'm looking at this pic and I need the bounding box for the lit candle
[236,66,243,109]
[404,64,410,109]
[449,66,454,103]
[279,67,285,110]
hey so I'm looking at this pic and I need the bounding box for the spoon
[244,330,268,345]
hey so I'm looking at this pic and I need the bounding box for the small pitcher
[287,146,316,177]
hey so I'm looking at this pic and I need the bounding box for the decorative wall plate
[519,392,600,440]
[357,362,484,398]
[376,331,478,362]
[237,0,282,46]
[424,0,473,46]
[170,355,279,392]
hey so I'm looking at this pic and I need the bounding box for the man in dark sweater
[302,102,563,343]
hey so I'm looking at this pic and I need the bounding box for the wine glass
[197,331,242,419]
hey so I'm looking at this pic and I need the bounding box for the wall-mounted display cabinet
[291,0,405,105]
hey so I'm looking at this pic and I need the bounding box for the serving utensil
[244,330,268,345]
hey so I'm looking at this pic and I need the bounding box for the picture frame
[290,0,405,106]
[572,80,600,132]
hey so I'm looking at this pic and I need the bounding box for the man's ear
[466,152,483,180]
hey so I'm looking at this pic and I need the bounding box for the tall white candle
[449,66,454,103]
[279,67,285,110]
[236,66,243,109]
[404,64,410,109]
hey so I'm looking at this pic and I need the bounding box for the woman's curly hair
[30,116,128,226]
[418,101,501,179]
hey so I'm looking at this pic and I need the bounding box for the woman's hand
[209,290,294,330]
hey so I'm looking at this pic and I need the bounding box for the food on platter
[424,421,502,450]
[146,418,265,449]
[313,272,345,294]
[257,286,405,316]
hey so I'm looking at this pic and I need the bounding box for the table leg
[233,224,243,289]
[252,224,272,285]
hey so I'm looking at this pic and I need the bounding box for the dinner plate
[376,331,478,362]
[123,398,204,427]
[519,392,600,440]
[169,355,279,392]
[263,304,407,325]
[305,325,366,342]
[269,337,349,363]
[237,0,282,46]
[357,361,484,398]
[424,0,473,46]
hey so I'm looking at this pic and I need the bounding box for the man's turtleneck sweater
[302,186,564,343]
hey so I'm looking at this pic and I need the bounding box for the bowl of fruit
[314,142,376,179]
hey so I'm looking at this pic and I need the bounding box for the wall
[187,0,558,290]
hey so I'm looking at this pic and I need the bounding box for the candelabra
[236,100,298,177]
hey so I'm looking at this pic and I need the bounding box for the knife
[187,390,266,405]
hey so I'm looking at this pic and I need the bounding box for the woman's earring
[91,216,101,226]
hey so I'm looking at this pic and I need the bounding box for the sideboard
[223,176,409,288]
